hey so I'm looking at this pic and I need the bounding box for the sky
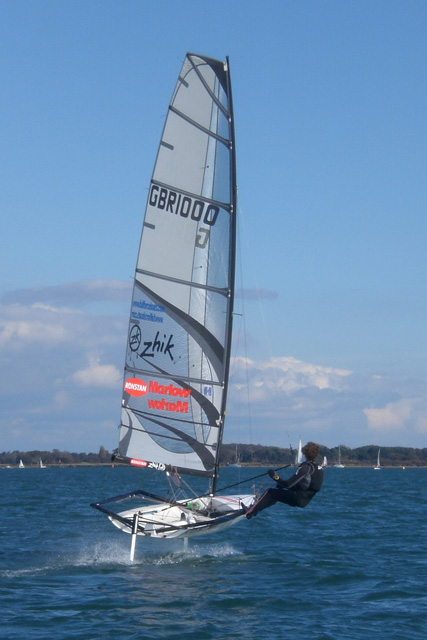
[1,0,426,454]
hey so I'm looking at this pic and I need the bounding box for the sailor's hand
[268,469,280,481]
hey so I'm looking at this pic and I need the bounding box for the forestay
[118,53,237,490]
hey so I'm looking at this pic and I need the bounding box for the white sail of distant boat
[229,444,241,468]
[374,448,381,470]
[334,446,345,468]
[39,458,46,468]
[91,53,258,555]
[322,455,328,467]
[18,459,25,469]
[295,439,303,465]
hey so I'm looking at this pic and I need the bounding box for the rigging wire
[233,221,253,447]
[209,464,292,496]
[237,203,294,453]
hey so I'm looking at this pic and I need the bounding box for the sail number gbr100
[149,184,220,227]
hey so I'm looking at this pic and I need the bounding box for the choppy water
[1,465,426,639]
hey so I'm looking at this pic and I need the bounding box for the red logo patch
[124,378,148,397]
[130,459,148,467]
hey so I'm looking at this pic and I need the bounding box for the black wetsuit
[246,460,324,518]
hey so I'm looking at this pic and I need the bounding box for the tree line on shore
[1,443,427,467]
[221,443,427,467]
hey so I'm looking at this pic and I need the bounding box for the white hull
[108,493,255,540]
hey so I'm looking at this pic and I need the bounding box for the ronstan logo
[130,459,148,467]
[124,378,148,397]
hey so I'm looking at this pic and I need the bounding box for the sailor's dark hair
[302,441,319,461]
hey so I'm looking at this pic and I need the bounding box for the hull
[93,493,255,540]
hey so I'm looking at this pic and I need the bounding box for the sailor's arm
[268,468,292,487]
[268,465,308,489]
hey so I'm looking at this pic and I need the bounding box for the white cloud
[227,355,355,445]
[230,355,351,396]
[0,301,82,349]
[0,297,125,354]
[0,282,126,452]
[364,398,425,433]
[72,358,121,388]
[2,279,131,307]
[228,356,427,448]
[1,280,426,452]
[0,318,67,346]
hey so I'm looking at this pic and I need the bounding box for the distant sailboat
[295,439,303,465]
[374,448,381,470]
[39,458,46,468]
[229,444,241,468]
[322,455,328,467]
[334,446,345,468]
[18,459,25,468]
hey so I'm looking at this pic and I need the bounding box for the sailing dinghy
[91,53,256,550]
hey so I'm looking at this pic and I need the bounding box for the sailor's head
[302,441,319,461]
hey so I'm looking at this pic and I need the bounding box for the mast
[211,56,237,495]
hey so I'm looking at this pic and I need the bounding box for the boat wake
[78,539,243,566]
[153,541,242,565]
[0,540,243,577]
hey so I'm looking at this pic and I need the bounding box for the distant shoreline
[2,462,424,469]
[2,443,427,468]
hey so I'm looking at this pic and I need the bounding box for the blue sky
[1,0,426,454]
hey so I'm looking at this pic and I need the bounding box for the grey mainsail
[118,54,237,490]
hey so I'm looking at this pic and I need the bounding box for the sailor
[245,441,324,519]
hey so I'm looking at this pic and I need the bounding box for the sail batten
[124,367,225,389]
[118,53,236,481]
[135,268,230,295]
[168,105,231,146]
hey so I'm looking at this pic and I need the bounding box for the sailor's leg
[245,488,277,519]
[274,488,300,507]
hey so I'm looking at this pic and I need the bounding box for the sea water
[1,465,426,639]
